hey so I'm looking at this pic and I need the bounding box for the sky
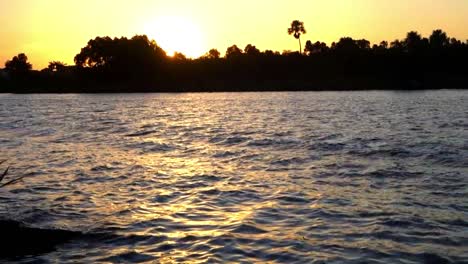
[1,0,467,69]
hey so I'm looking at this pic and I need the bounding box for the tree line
[1,21,467,93]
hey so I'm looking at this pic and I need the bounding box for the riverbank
[0,219,78,259]
[1,73,467,93]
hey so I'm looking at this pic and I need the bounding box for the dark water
[0,91,467,263]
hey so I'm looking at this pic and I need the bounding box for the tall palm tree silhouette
[288,20,306,54]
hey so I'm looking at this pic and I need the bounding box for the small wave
[208,136,224,143]
[363,169,423,179]
[439,218,468,228]
[380,218,426,228]
[30,128,57,137]
[210,136,251,145]
[110,127,131,134]
[140,123,160,129]
[90,164,122,172]
[231,223,267,234]
[147,243,178,253]
[425,152,467,167]
[99,251,156,263]
[189,174,223,182]
[248,139,275,147]
[126,130,158,137]
[357,211,395,218]
[51,133,82,143]
[317,134,343,141]
[213,151,238,158]
[224,136,250,145]
[152,194,179,203]
[311,142,346,152]
[417,253,452,264]
[72,172,124,184]
[126,141,176,153]
[199,188,221,196]
[247,137,301,147]
[271,157,307,166]
[173,181,209,189]
[89,126,113,132]
[349,147,420,159]
[277,195,311,204]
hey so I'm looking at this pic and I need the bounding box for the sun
[145,16,205,58]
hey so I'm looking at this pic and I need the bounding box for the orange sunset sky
[1,0,467,69]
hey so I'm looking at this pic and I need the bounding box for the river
[0,91,467,263]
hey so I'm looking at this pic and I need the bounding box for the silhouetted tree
[281,50,295,56]
[390,39,403,50]
[333,37,361,53]
[429,29,449,50]
[172,52,187,61]
[372,41,388,54]
[74,35,166,73]
[47,61,67,72]
[5,53,32,73]
[263,50,280,56]
[244,44,260,56]
[304,40,313,55]
[203,49,220,59]
[288,20,306,54]
[225,45,243,59]
[404,31,423,53]
[379,41,388,49]
[449,38,463,48]
[356,39,371,50]
[304,41,329,55]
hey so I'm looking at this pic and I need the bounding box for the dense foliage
[1,29,467,92]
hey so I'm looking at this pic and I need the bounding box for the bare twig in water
[0,164,26,188]
[0,166,9,182]
[0,176,26,188]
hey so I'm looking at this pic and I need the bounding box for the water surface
[0,91,467,263]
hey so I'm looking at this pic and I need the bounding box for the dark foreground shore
[0,220,79,259]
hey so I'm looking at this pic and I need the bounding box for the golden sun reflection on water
[129,152,282,239]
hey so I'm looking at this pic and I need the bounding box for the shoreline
[3,88,468,95]
[2,76,467,94]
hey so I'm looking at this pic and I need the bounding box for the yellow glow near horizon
[144,16,205,57]
[1,0,467,69]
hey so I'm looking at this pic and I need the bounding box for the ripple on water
[125,130,158,137]
[212,150,241,158]
[247,137,302,147]
[231,223,268,234]
[99,251,156,263]
[125,141,176,153]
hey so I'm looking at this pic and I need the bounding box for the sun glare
[145,16,205,58]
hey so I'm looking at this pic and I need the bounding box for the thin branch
[0,166,9,182]
[0,176,26,188]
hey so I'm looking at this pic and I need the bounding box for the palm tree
[288,20,306,54]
